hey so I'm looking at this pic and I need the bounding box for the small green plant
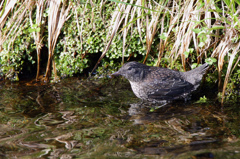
[195,96,208,104]
[205,57,217,65]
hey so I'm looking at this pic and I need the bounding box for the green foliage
[159,33,168,40]
[193,27,211,48]
[55,2,112,77]
[0,0,239,102]
[55,1,150,77]
[184,48,194,58]
[195,96,208,104]
[106,28,147,59]
[191,63,198,69]
[28,24,41,33]
[191,57,216,70]
[222,68,240,103]
[0,19,35,81]
[205,57,217,65]
[94,60,119,79]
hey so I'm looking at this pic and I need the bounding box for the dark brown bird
[112,61,209,103]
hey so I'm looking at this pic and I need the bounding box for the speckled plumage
[112,61,209,103]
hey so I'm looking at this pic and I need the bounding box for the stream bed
[0,77,239,158]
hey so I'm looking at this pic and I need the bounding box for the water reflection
[0,78,239,158]
[127,102,221,156]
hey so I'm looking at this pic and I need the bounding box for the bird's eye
[127,67,132,70]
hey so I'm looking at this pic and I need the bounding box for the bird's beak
[111,71,121,77]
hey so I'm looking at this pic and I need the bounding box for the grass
[0,0,239,103]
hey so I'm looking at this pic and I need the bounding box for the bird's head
[111,61,148,82]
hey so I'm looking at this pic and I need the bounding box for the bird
[111,61,209,103]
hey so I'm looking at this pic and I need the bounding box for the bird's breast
[129,81,148,100]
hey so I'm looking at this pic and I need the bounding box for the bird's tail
[182,63,209,90]
[188,63,209,75]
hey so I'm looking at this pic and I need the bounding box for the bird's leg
[184,95,191,103]
[138,99,144,108]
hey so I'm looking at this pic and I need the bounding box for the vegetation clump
[0,0,240,103]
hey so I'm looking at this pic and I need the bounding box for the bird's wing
[142,68,194,100]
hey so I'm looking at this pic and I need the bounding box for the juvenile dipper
[112,61,209,103]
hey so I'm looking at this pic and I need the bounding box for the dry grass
[0,0,239,103]
[92,0,130,73]
[74,0,89,53]
[0,0,33,51]
[98,0,240,104]
[45,0,71,81]
[29,0,45,81]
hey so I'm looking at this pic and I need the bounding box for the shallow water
[0,77,239,158]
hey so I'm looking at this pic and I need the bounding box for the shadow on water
[0,78,239,158]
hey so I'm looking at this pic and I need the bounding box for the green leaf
[210,26,225,30]
[195,96,208,104]
[191,63,198,69]
[28,28,35,33]
[196,2,204,10]
[202,36,208,42]
[205,57,217,65]
[149,108,155,112]
[32,24,38,28]
[159,33,167,40]
[87,37,93,45]
[184,48,194,58]
[199,41,205,47]
[192,28,201,33]
[236,0,240,5]
[223,0,231,7]
[86,3,91,9]
[184,51,190,58]
[36,27,40,32]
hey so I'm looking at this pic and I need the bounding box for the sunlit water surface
[0,77,239,159]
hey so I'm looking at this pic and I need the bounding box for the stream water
[0,77,239,158]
